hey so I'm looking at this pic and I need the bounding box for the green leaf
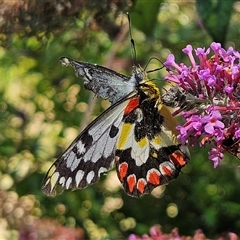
[196,0,235,45]
[130,0,163,36]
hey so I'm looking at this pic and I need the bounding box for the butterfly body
[42,58,190,198]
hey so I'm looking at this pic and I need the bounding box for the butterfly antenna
[145,57,165,73]
[127,12,137,65]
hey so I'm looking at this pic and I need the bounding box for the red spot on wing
[137,178,147,194]
[147,169,160,185]
[170,150,187,166]
[127,174,136,193]
[162,166,173,176]
[124,97,139,115]
[118,162,128,181]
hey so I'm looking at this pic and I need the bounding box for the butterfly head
[132,65,147,83]
[132,66,160,101]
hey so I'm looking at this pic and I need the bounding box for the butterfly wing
[115,96,190,197]
[42,93,136,196]
[60,57,136,105]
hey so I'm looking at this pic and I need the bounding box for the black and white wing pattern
[42,93,136,196]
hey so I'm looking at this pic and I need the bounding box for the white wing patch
[66,151,77,171]
[59,177,65,186]
[76,141,86,154]
[132,139,150,166]
[75,170,84,186]
[98,167,108,177]
[65,177,72,189]
[86,171,95,184]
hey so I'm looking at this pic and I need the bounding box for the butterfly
[42,57,190,198]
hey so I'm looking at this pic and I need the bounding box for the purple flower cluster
[164,42,240,166]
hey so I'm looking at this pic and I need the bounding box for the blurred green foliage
[196,0,235,45]
[1,0,240,239]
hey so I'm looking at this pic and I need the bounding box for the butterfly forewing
[60,57,136,105]
[42,93,136,196]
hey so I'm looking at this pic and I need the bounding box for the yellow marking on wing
[151,152,158,158]
[48,165,56,177]
[50,172,60,191]
[152,136,161,145]
[150,136,163,151]
[138,137,147,148]
[158,104,179,144]
[44,179,50,186]
[43,165,57,189]
[117,123,133,150]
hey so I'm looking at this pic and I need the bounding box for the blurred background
[1,0,240,239]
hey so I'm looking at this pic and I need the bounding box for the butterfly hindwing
[42,93,136,196]
[115,92,189,197]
